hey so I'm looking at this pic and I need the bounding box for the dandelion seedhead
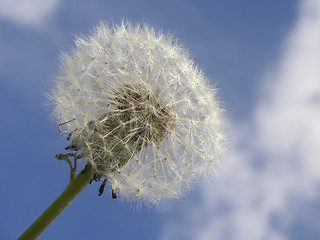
[51,21,226,204]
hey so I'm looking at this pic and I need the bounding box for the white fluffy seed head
[51,21,227,205]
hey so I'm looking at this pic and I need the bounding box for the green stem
[18,165,94,240]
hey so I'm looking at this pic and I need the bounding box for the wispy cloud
[161,0,320,239]
[0,0,60,28]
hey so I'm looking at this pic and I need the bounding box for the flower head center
[70,83,173,177]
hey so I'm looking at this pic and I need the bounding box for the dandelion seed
[51,21,226,205]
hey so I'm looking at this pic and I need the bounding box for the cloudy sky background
[1,0,319,239]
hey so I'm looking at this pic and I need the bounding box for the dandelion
[18,21,226,239]
[51,21,226,204]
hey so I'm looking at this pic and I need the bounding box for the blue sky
[1,0,320,239]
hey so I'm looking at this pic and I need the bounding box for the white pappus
[50,21,227,205]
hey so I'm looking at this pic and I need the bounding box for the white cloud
[161,0,320,239]
[0,0,60,28]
